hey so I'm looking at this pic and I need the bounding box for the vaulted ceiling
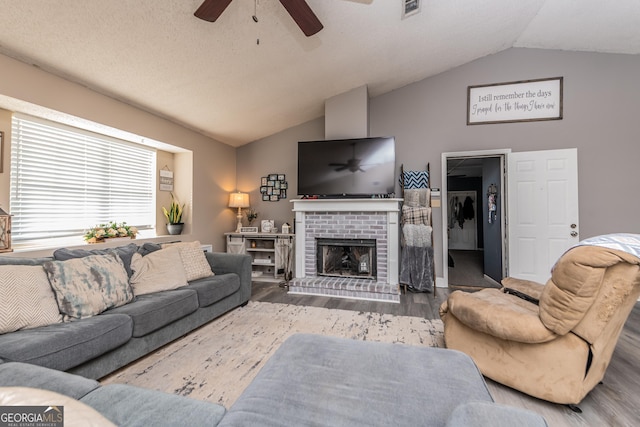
[0,0,638,147]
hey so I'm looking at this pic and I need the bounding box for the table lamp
[228,192,250,233]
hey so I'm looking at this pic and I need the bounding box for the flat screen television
[297,137,396,198]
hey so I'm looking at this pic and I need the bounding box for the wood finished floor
[251,281,640,427]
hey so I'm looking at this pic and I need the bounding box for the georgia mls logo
[0,405,64,427]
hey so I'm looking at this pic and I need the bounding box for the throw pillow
[43,253,133,321]
[0,387,116,427]
[161,240,213,281]
[0,265,62,334]
[53,243,138,278]
[129,246,189,296]
[402,205,431,225]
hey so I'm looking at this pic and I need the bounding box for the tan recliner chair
[439,245,640,405]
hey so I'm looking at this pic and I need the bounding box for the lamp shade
[228,192,250,208]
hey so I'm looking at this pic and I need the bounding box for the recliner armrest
[501,276,545,300]
[444,289,558,344]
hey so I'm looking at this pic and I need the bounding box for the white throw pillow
[161,240,213,281]
[129,246,189,295]
[0,387,116,427]
[0,265,62,333]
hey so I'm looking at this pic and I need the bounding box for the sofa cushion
[43,253,134,321]
[0,314,132,371]
[189,273,240,307]
[104,289,198,337]
[220,334,493,427]
[0,362,100,399]
[81,384,226,427]
[53,243,138,278]
[0,265,62,333]
[161,241,214,281]
[129,247,188,296]
[0,387,116,427]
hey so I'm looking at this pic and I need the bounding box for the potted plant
[162,193,185,235]
[245,208,259,226]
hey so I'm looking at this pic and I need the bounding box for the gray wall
[239,47,640,279]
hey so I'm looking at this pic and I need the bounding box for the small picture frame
[261,177,268,186]
[268,174,278,181]
[241,226,258,233]
[261,220,274,233]
[262,194,269,201]
[277,174,285,181]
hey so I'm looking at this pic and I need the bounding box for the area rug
[100,301,444,407]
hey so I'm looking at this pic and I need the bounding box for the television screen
[297,137,396,197]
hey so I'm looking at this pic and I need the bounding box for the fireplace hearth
[317,238,376,280]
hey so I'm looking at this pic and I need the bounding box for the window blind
[10,115,155,242]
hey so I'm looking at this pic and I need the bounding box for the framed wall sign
[159,168,174,191]
[467,77,563,125]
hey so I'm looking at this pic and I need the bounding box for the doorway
[441,150,509,289]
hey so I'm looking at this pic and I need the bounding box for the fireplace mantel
[290,198,402,301]
[292,198,403,213]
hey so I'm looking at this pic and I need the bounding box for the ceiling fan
[194,0,324,37]
[330,143,372,173]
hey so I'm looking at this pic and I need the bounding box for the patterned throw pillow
[0,265,62,333]
[43,252,133,321]
[402,205,431,225]
[161,240,213,281]
[129,246,189,296]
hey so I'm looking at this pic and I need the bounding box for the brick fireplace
[290,199,401,302]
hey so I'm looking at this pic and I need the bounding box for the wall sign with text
[467,77,563,125]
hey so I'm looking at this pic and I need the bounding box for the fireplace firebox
[316,238,376,280]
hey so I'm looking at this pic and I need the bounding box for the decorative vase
[167,223,184,235]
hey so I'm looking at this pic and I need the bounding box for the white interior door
[507,148,579,284]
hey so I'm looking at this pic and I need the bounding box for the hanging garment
[463,196,475,220]
[456,202,465,229]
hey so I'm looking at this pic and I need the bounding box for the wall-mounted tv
[297,137,396,198]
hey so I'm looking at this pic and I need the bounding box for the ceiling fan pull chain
[253,0,260,45]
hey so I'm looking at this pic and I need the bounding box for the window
[10,114,155,243]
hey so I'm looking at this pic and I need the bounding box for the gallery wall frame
[467,77,563,125]
[260,173,287,202]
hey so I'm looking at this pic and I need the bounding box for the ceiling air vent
[402,0,421,19]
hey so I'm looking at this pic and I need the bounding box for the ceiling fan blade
[194,0,233,22]
[279,0,324,36]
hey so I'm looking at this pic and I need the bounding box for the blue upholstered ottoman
[218,333,547,427]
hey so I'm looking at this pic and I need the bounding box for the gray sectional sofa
[0,334,548,426]
[0,243,547,426]
[0,242,252,379]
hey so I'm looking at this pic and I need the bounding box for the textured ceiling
[0,0,638,147]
